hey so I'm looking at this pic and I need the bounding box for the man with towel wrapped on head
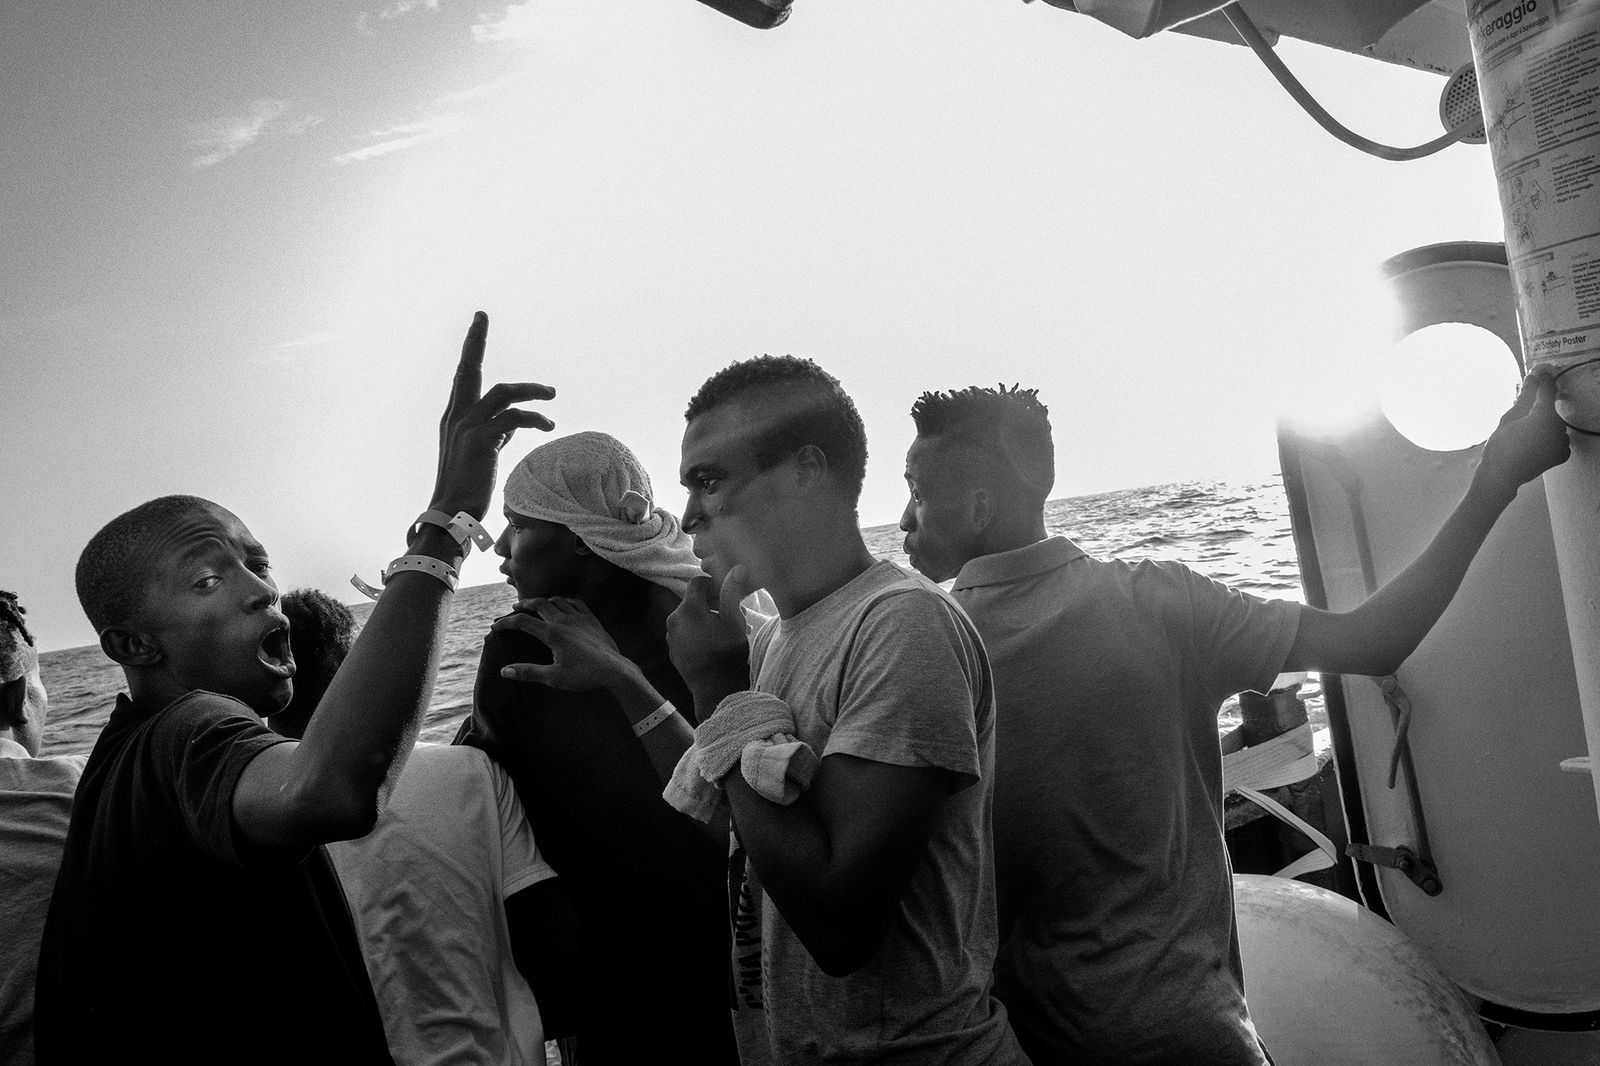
[455,430,739,1065]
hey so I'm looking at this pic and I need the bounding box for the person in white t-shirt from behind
[0,590,86,1066]
[273,587,574,1066]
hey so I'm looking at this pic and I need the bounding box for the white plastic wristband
[414,509,494,553]
[350,555,460,600]
[350,573,384,601]
[386,554,460,589]
[632,701,677,738]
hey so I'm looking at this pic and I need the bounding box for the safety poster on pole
[1469,0,1600,368]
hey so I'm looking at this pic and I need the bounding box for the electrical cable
[1220,3,1473,162]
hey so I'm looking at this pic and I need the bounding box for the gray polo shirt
[953,536,1299,1066]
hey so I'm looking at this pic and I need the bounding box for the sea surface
[36,477,1323,759]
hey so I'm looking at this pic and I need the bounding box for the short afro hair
[75,495,224,635]
[281,587,356,678]
[685,355,869,503]
[910,385,1055,501]
[0,590,37,685]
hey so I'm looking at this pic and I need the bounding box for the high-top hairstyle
[0,590,37,685]
[75,495,222,635]
[910,385,1055,502]
[685,355,869,504]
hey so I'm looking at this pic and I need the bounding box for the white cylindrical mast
[1466,0,1600,819]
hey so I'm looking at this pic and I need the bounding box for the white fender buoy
[1233,873,1499,1065]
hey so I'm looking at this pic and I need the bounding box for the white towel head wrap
[501,431,703,598]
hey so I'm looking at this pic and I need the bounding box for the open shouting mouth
[257,621,296,679]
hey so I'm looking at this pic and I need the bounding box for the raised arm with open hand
[495,596,703,788]
[234,311,556,855]
[1284,367,1573,677]
[431,311,557,520]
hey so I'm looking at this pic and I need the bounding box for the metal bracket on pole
[1345,843,1442,896]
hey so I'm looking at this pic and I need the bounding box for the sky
[1,0,1516,651]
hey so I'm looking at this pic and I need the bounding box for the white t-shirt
[0,739,85,1066]
[329,743,556,1066]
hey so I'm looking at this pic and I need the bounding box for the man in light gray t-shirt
[668,357,1025,1065]
[739,559,1009,1062]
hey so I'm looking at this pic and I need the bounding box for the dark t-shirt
[35,691,391,1066]
[457,626,737,1065]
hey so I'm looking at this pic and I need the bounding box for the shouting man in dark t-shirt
[33,313,553,1066]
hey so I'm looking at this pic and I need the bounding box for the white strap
[350,554,460,600]
[351,573,384,601]
[1233,784,1339,879]
[1224,722,1336,880]
[384,554,459,590]
[1273,847,1338,881]
[1222,721,1319,792]
[414,508,494,553]
[632,701,678,738]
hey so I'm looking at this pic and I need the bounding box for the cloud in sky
[329,71,530,164]
[378,0,442,18]
[471,4,538,44]
[333,2,540,167]
[353,0,534,42]
[357,0,442,34]
[332,112,462,164]
[190,100,321,169]
[434,71,531,108]
[265,330,339,356]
